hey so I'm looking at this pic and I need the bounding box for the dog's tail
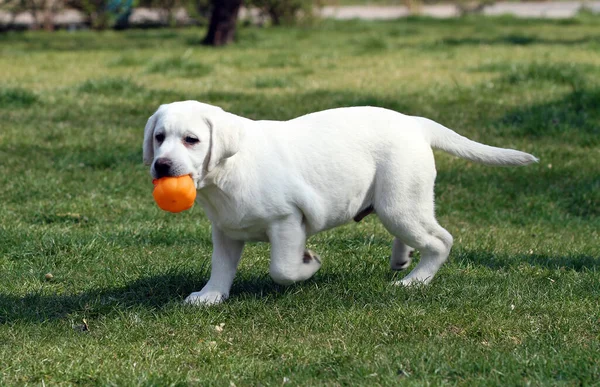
[414,116,538,166]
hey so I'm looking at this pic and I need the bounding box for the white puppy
[143,101,537,305]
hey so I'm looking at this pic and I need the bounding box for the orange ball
[152,175,197,213]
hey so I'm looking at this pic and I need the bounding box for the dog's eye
[155,133,165,143]
[185,136,200,145]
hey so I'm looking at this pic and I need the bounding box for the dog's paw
[393,275,430,287]
[390,248,414,271]
[184,290,227,306]
[302,249,322,276]
[390,258,412,271]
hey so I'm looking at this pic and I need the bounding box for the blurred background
[1,0,598,35]
[1,0,599,384]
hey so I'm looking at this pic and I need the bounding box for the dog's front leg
[268,214,322,286]
[184,226,244,305]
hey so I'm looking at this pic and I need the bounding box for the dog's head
[143,101,244,186]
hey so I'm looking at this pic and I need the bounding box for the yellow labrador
[143,101,537,305]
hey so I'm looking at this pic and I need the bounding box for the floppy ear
[142,112,158,166]
[206,113,244,172]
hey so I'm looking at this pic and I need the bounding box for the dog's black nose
[154,157,173,178]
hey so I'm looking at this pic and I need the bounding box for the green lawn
[1,15,599,385]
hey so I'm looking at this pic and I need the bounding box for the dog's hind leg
[390,238,414,271]
[375,153,453,285]
[268,214,322,286]
[379,206,452,285]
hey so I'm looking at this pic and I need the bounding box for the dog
[143,101,537,305]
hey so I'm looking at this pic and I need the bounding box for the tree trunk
[42,10,54,31]
[202,0,243,46]
[42,0,56,31]
[268,8,280,26]
[26,0,42,30]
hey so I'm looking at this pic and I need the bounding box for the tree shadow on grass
[436,34,600,47]
[496,88,600,146]
[436,164,599,220]
[453,250,599,272]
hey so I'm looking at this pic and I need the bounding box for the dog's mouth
[150,163,197,182]
[190,173,202,188]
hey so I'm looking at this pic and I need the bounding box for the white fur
[143,100,537,305]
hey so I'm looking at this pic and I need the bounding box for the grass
[1,15,599,385]
[0,87,39,107]
[145,54,214,78]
